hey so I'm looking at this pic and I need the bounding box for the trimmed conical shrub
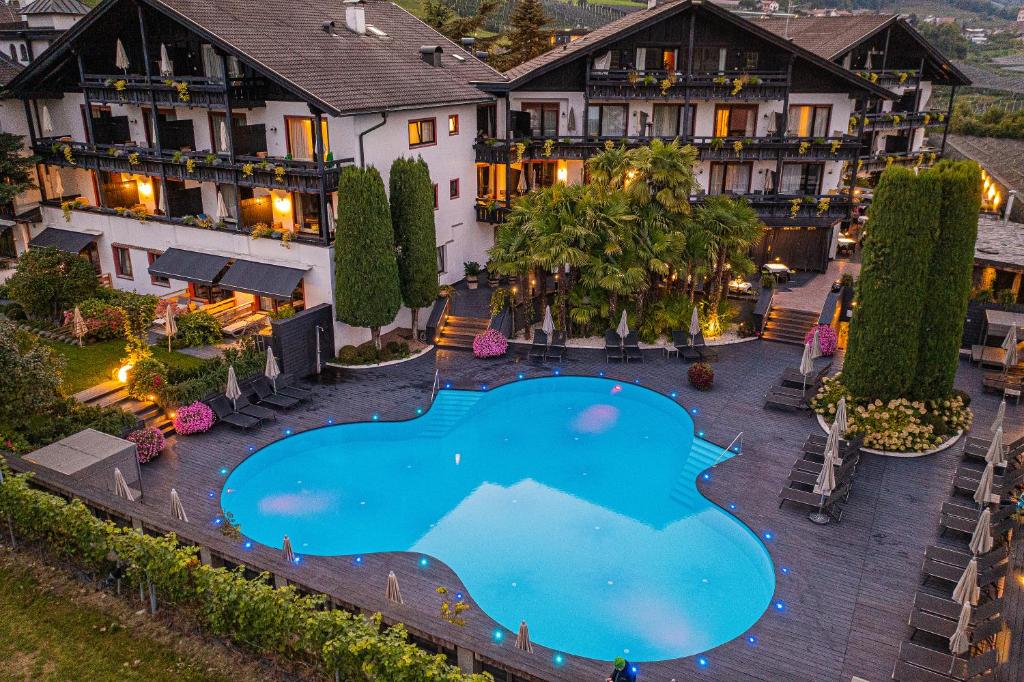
[390,157,439,340]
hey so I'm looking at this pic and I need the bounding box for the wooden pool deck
[9,340,1023,682]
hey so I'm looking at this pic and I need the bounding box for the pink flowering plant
[173,401,215,435]
[128,426,166,463]
[472,328,508,358]
[805,324,838,356]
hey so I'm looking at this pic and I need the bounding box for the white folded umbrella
[990,399,1006,434]
[800,338,815,390]
[386,570,403,604]
[282,534,295,563]
[835,397,848,436]
[984,427,1005,467]
[51,169,64,199]
[1001,325,1018,376]
[159,43,173,77]
[115,38,130,71]
[113,467,135,502]
[968,509,993,556]
[170,488,188,523]
[688,306,700,340]
[164,302,177,353]
[219,120,229,152]
[973,462,998,507]
[41,104,53,135]
[71,306,88,347]
[264,347,281,391]
[616,310,629,340]
[810,326,822,359]
[216,191,230,221]
[515,620,534,653]
[813,448,837,497]
[541,305,554,337]
[225,365,242,409]
[947,601,971,656]
[952,558,979,606]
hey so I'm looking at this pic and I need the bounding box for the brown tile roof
[12,0,501,115]
[0,2,20,23]
[0,50,21,85]
[19,0,89,15]
[945,134,1024,195]
[752,14,893,59]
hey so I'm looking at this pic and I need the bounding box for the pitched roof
[10,0,500,116]
[0,2,20,23]
[751,14,893,60]
[19,0,89,14]
[496,0,892,98]
[0,50,22,85]
[946,134,1024,195]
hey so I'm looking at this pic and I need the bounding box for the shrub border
[814,413,963,459]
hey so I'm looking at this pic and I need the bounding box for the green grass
[0,557,234,681]
[42,339,206,395]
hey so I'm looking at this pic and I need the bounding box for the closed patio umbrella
[71,306,88,347]
[169,488,188,523]
[386,570,403,604]
[616,310,629,340]
[688,306,700,341]
[51,169,64,199]
[810,326,822,359]
[969,509,993,556]
[164,302,177,353]
[113,467,135,502]
[835,397,848,436]
[824,418,844,465]
[541,305,554,337]
[990,399,1006,434]
[115,38,130,72]
[799,338,815,391]
[282,534,295,563]
[515,620,534,653]
[225,365,242,410]
[984,427,1005,468]
[159,43,173,77]
[264,347,281,392]
[953,558,980,606]
[973,462,997,507]
[41,104,53,135]
[809,435,837,524]
[219,120,229,153]
[567,107,576,133]
[948,601,971,656]
[1001,325,1018,377]
[216,191,229,221]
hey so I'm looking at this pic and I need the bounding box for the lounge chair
[209,396,261,430]
[921,556,1005,590]
[913,590,1004,625]
[671,330,690,361]
[909,607,1004,642]
[764,387,808,411]
[233,394,278,421]
[780,363,831,389]
[924,544,1007,573]
[253,377,300,409]
[692,331,717,361]
[604,330,624,362]
[777,478,851,522]
[529,329,548,362]
[792,455,858,484]
[276,373,312,401]
[894,641,998,682]
[546,331,566,362]
[623,332,643,363]
[940,506,1015,538]
[964,433,1024,462]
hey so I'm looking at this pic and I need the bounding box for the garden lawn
[0,551,257,682]
[42,339,206,395]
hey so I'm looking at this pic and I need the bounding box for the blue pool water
[222,376,775,662]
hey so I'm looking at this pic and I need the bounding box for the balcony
[475,135,859,164]
[475,202,511,224]
[860,110,945,132]
[588,70,789,101]
[81,74,266,109]
[855,69,922,90]
[36,138,353,195]
[859,149,940,174]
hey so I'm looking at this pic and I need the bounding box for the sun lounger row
[778,432,861,523]
[528,329,567,363]
[764,363,832,411]
[669,330,717,362]
[209,374,311,430]
[604,330,644,363]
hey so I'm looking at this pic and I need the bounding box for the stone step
[761,330,808,346]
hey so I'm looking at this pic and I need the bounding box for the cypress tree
[333,166,402,350]
[390,157,439,340]
[914,160,982,399]
[843,166,941,400]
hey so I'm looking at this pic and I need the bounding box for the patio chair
[913,589,1004,626]
[529,329,548,362]
[604,330,624,362]
[623,332,643,363]
[894,641,998,682]
[546,331,566,362]
[764,387,808,411]
[777,477,851,522]
[233,394,278,421]
[692,331,717,361]
[252,377,300,409]
[276,373,312,401]
[671,330,690,361]
[780,363,832,389]
[209,396,261,430]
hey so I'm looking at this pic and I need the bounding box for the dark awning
[147,247,230,285]
[29,227,97,253]
[218,258,306,300]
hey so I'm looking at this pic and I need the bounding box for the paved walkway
[107,340,1019,682]
[772,256,861,314]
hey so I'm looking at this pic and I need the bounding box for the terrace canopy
[147,247,229,285]
[985,309,1024,339]
[29,227,98,253]
[217,258,306,300]
[22,428,143,500]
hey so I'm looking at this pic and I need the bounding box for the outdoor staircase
[419,390,486,438]
[761,306,819,346]
[75,380,175,437]
[435,315,491,351]
[668,438,734,512]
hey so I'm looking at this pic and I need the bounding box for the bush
[472,328,508,358]
[335,345,360,364]
[126,357,167,401]
[128,426,166,463]
[156,341,263,408]
[95,288,158,337]
[173,401,215,435]
[174,310,221,348]
[356,341,379,364]
[269,303,296,320]
[804,324,838,356]
[688,362,714,390]
[7,247,97,321]
[64,298,125,340]
[381,340,410,361]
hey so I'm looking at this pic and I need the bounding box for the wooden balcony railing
[475,134,859,164]
[859,149,940,173]
[81,73,267,109]
[855,68,922,89]
[860,110,945,132]
[588,69,789,101]
[36,138,353,195]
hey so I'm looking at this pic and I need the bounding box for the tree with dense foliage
[914,160,982,399]
[950,100,1024,140]
[495,0,550,70]
[7,247,97,321]
[423,0,500,41]
[843,166,941,400]
[334,166,402,350]
[390,158,439,340]
[0,131,37,205]
[915,22,970,60]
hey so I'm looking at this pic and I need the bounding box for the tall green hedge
[334,166,402,349]
[914,160,982,399]
[0,461,489,682]
[844,166,941,400]
[390,157,439,338]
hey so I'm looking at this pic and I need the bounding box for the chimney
[420,45,443,67]
[475,50,489,62]
[647,0,657,8]
[344,0,366,35]
[460,37,476,48]
[321,20,335,34]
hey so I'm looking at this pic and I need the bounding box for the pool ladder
[712,432,744,468]
[430,369,440,403]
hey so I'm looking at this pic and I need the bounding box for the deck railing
[81,73,266,108]
[860,110,945,132]
[588,69,789,101]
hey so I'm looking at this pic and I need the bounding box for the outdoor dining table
[762,262,792,282]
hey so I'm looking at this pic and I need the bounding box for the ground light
[243,541,253,550]
[218,467,228,476]
[371,413,379,421]
[517,373,524,380]
[492,629,503,643]
[327,417,334,424]
[552,653,564,666]
[670,391,678,398]
[415,407,423,415]
[780,567,790,575]
[283,428,293,436]
[353,556,363,565]
[701,472,711,481]
[763,531,774,541]
[691,407,699,415]
[747,635,757,646]
[418,556,429,568]
[774,600,785,611]
[728,502,737,510]
[696,656,709,669]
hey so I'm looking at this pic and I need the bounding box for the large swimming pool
[222,376,775,662]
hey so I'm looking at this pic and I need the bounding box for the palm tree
[692,195,764,334]
[489,197,539,306]
[624,139,699,214]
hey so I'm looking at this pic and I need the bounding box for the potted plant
[486,261,499,287]
[464,261,481,290]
